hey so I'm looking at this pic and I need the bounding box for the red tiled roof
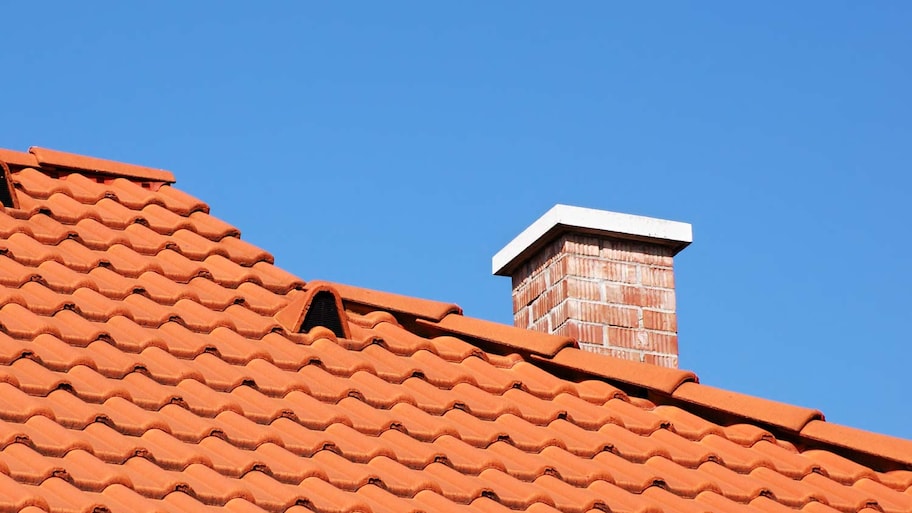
[0,146,910,513]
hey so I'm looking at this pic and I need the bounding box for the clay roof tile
[0,145,908,513]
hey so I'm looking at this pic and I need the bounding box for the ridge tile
[30,147,175,183]
[0,145,909,513]
[420,314,574,358]
[673,382,824,434]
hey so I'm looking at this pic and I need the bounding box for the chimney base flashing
[493,205,692,277]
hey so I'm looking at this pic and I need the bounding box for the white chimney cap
[492,204,692,276]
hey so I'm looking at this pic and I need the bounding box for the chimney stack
[493,205,692,368]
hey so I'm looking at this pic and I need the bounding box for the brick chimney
[493,205,692,368]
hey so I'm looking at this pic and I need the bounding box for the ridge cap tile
[330,281,462,321]
[539,346,697,395]
[417,314,575,358]
[0,148,39,168]
[801,420,912,468]
[672,381,824,434]
[29,146,176,184]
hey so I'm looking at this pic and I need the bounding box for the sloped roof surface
[0,146,910,513]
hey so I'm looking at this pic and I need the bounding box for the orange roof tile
[0,145,910,513]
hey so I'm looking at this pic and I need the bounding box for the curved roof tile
[0,145,909,513]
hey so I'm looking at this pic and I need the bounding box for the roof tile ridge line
[414,313,576,359]
[328,281,462,322]
[530,345,696,395]
[534,346,912,472]
[29,146,176,184]
[0,148,40,168]
[799,418,912,469]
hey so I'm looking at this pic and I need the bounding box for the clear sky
[2,3,909,439]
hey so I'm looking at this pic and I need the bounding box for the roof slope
[0,146,909,513]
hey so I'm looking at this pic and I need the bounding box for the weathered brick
[643,309,676,332]
[556,320,606,345]
[546,255,569,284]
[531,317,550,333]
[561,234,601,256]
[546,299,570,327]
[641,265,675,288]
[513,306,531,330]
[574,302,639,328]
[507,220,684,368]
[639,288,676,310]
[565,277,601,302]
[607,327,640,349]
[512,272,548,312]
[646,332,678,354]
[566,256,638,284]
[600,239,674,266]
[643,353,677,368]
[603,283,641,305]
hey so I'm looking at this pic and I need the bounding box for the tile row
[12,168,206,215]
[1,431,909,513]
[0,210,269,266]
[10,192,236,241]
[0,356,908,500]
[0,233,293,291]
[0,260,299,322]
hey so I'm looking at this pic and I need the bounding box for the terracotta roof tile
[422,313,576,358]
[673,382,824,434]
[801,420,912,469]
[331,282,462,321]
[0,145,909,513]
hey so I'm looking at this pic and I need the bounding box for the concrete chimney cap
[492,204,693,276]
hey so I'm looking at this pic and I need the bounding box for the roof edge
[29,146,176,183]
[0,148,39,168]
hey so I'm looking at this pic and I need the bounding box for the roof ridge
[29,147,175,184]
[384,297,912,470]
[0,146,175,184]
[541,343,912,470]
[331,281,462,321]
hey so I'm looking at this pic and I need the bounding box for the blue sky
[2,3,909,439]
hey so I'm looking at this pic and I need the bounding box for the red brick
[608,347,646,363]
[621,286,642,306]
[513,306,531,330]
[641,266,675,288]
[512,272,548,312]
[639,288,676,310]
[643,353,677,367]
[573,302,639,328]
[604,261,639,284]
[600,239,674,266]
[545,299,570,327]
[561,234,601,256]
[565,277,601,302]
[646,332,678,354]
[546,255,569,284]
[643,309,676,332]
[555,320,605,345]
[531,317,550,333]
[566,256,637,284]
[603,283,640,305]
[607,327,640,349]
